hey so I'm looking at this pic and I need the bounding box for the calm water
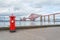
[0,20,60,27]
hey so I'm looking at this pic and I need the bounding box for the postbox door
[10,17,15,30]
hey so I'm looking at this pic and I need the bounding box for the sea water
[0,20,60,27]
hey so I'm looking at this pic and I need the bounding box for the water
[0,20,60,27]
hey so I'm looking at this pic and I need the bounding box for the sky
[0,0,60,16]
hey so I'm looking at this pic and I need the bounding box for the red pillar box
[9,15,16,32]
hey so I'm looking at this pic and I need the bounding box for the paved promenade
[0,27,60,40]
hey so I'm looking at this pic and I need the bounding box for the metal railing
[0,13,60,27]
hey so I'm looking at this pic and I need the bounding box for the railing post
[40,16,42,25]
[4,16,5,26]
[40,16,42,22]
[44,16,45,22]
[48,15,50,23]
[53,14,55,24]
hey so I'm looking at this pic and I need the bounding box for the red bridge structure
[20,13,41,21]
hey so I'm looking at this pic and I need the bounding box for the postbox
[9,15,16,32]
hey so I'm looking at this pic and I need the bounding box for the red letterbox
[9,15,16,32]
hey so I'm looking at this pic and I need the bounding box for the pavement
[0,27,60,40]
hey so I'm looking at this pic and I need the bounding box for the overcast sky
[0,0,60,15]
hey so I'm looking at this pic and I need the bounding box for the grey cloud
[0,0,60,16]
[14,7,20,11]
[0,12,28,16]
[29,0,60,8]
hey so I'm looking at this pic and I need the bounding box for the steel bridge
[20,13,60,22]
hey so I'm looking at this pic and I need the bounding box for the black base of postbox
[10,30,16,32]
